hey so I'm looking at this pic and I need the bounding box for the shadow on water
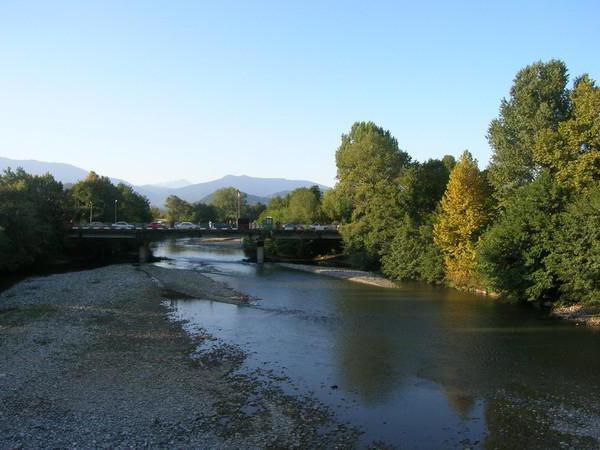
[152,238,600,449]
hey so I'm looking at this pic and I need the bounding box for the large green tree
[165,195,194,223]
[210,187,247,222]
[487,60,570,206]
[68,172,151,224]
[477,172,566,303]
[0,169,69,271]
[549,182,600,305]
[534,74,600,192]
[335,121,411,268]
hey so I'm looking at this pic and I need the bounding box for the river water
[152,238,600,449]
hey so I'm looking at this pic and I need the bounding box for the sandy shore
[0,264,359,449]
[276,262,398,288]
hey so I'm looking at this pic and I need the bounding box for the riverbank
[552,304,600,328]
[0,264,360,448]
[276,262,397,288]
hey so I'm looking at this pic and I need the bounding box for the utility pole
[89,202,93,224]
[114,199,118,223]
[236,189,241,223]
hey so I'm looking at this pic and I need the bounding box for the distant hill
[0,157,127,186]
[149,179,192,189]
[0,157,329,207]
[169,175,329,206]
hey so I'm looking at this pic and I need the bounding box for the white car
[111,221,135,230]
[175,221,198,230]
[310,223,327,231]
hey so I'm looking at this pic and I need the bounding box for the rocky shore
[551,303,600,328]
[0,264,361,449]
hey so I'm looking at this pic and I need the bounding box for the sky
[1,0,599,187]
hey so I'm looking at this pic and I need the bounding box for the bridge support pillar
[256,240,265,264]
[138,243,149,263]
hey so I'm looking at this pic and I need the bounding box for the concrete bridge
[68,227,342,263]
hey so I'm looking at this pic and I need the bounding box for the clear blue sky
[1,0,598,187]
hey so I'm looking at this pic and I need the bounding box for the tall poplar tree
[534,74,600,192]
[487,60,570,206]
[434,151,488,289]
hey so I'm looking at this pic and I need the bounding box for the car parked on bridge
[282,223,296,231]
[111,221,136,230]
[174,221,198,230]
[88,221,106,229]
[146,221,168,230]
[310,223,327,231]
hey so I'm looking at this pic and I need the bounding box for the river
[152,238,600,449]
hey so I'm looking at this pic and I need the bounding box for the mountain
[0,157,330,206]
[1,157,88,184]
[170,175,329,205]
[148,179,192,189]
[0,157,128,186]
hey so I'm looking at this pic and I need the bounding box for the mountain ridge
[0,157,329,206]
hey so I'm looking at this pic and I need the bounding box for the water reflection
[152,238,600,448]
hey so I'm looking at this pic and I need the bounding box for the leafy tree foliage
[382,215,444,284]
[487,60,570,206]
[321,187,352,223]
[192,202,218,223]
[0,169,69,271]
[116,183,152,223]
[434,151,488,289]
[335,121,411,268]
[534,74,600,192]
[549,182,600,305]
[259,187,322,224]
[210,187,247,222]
[165,195,194,223]
[477,172,565,303]
[69,172,151,223]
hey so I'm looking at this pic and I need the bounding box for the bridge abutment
[138,242,150,263]
[256,240,265,264]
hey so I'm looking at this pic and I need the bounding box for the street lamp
[236,190,241,223]
[89,202,93,225]
[114,199,118,224]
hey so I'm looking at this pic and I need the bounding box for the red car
[146,222,168,230]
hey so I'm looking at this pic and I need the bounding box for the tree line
[326,60,599,307]
[163,187,266,224]
[0,171,270,272]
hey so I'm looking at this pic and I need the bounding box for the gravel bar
[0,264,361,449]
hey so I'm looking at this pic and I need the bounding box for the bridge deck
[68,227,342,241]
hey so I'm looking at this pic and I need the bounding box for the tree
[165,195,193,223]
[69,172,122,223]
[210,187,247,222]
[477,172,566,303]
[382,215,444,284]
[287,187,321,223]
[116,183,151,223]
[0,169,69,271]
[549,182,600,305]
[534,74,600,192]
[192,202,218,223]
[246,203,267,222]
[487,60,570,206]
[433,151,488,289]
[335,121,411,268]
[321,186,352,223]
[397,159,451,222]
